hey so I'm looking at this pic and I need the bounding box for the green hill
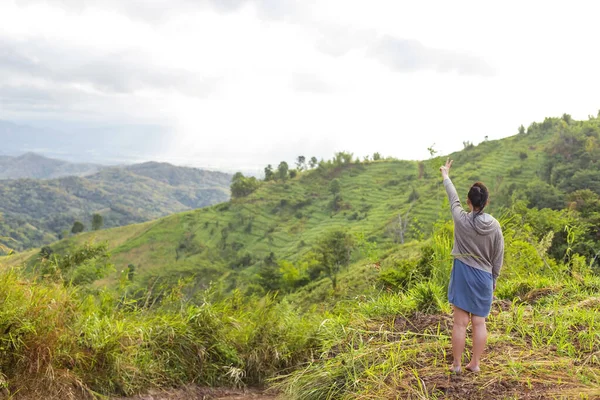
[0,162,232,251]
[1,114,600,398]
[8,118,564,294]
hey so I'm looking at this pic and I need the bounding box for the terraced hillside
[6,126,557,295]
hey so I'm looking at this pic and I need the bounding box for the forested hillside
[0,161,232,251]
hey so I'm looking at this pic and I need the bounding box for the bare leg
[466,315,487,372]
[450,306,470,373]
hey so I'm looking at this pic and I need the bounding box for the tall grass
[0,268,322,399]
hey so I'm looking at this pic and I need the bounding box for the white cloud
[1,0,600,171]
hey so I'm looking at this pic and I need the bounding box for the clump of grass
[408,281,446,314]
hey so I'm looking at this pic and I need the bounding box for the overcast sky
[1,0,600,172]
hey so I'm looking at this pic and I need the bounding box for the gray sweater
[444,178,504,281]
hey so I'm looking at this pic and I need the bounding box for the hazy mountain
[0,152,103,179]
[0,120,169,165]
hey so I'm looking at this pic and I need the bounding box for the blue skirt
[448,258,493,317]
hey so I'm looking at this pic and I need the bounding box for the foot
[465,363,480,373]
[449,364,461,374]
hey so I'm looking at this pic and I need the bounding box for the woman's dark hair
[468,182,489,215]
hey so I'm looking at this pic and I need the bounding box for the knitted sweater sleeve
[443,178,465,221]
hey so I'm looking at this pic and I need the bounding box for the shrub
[378,261,416,291]
[409,281,445,313]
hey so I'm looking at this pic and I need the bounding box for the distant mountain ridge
[0,152,103,179]
[0,159,232,250]
[0,120,168,165]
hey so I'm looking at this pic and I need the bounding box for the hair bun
[468,182,489,211]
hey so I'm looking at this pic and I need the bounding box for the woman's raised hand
[440,158,453,179]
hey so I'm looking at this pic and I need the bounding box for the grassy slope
[275,276,600,399]
[3,124,600,399]
[1,130,552,293]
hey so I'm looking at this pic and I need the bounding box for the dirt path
[112,386,280,400]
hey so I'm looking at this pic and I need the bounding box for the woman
[439,158,504,373]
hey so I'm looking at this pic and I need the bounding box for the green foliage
[264,164,275,181]
[372,152,381,161]
[230,172,261,198]
[71,221,84,234]
[277,162,289,181]
[315,229,355,289]
[541,117,600,195]
[40,245,53,259]
[39,242,114,285]
[328,178,341,196]
[523,179,566,210]
[0,267,322,397]
[333,152,353,165]
[378,260,418,291]
[257,252,282,292]
[409,281,445,313]
[463,140,474,150]
[295,156,306,171]
[91,213,103,231]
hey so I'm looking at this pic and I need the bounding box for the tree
[568,189,600,216]
[257,252,281,291]
[71,221,84,234]
[289,169,297,179]
[333,152,353,165]
[309,157,318,169]
[295,156,306,171]
[329,178,342,211]
[329,179,341,196]
[315,229,355,290]
[518,125,526,135]
[373,152,382,161]
[264,164,275,181]
[91,213,104,231]
[277,161,289,181]
[523,180,566,210]
[231,172,261,198]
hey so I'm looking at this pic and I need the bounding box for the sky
[1,0,600,173]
